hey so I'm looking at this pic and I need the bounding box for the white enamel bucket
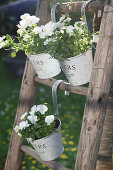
[59,49,93,86]
[28,53,61,79]
[28,80,64,161]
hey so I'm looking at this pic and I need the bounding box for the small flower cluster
[0,13,93,59]
[14,104,56,141]
[45,16,93,59]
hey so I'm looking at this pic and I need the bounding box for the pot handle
[51,3,59,22]
[52,80,63,119]
[81,0,93,30]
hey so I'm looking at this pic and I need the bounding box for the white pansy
[20,13,30,20]
[59,16,65,22]
[20,112,28,120]
[28,115,37,124]
[23,34,30,41]
[45,115,54,125]
[39,32,46,39]
[37,104,48,114]
[74,21,84,34]
[17,29,24,36]
[31,105,37,112]
[19,121,30,130]
[17,20,28,29]
[42,21,54,37]
[66,25,74,36]
[33,27,42,34]
[0,42,6,49]
[14,125,19,133]
[24,16,40,27]
[0,36,5,42]
[65,17,72,22]
[60,26,66,34]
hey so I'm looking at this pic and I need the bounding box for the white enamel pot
[28,80,64,161]
[59,49,93,86]
[28,53,61,79]
[28,120,64,161]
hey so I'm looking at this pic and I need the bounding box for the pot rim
[27,119,61,142]
[59,48,92,61]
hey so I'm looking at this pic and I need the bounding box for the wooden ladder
[4,0,113,170]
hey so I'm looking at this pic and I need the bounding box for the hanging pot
[28,53,61,79]
[59,49,93,86]
[28,119,64,161]
[28,80,64,161]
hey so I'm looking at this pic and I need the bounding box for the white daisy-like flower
[19,121,30,130]
[14,125,19,133]
[28,115,37,124]
[0,36,5,42]
[74,21,84,34]
[66,25,74,36]
[0,42,6,49]
[45,115,54,125]
[37,104,48,114]
[33,26,42,34]
[20,13,30,20]
[23,34,30,41]
[20,112,28,120]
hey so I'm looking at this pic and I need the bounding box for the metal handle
[51,3,59,22]
[81,0,92,30]
[52,80,63,119]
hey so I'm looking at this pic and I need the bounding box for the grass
[0,48,86,170]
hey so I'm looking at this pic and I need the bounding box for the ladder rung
[21,145,68,170]
[57,1,104,13]
[35,77,88,96]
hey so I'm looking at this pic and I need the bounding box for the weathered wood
[4,1,51,170]
[57,1,104,13]
[75,1,113,170]
[21,145,68,170]
[4,59,38,170]
[35,0,51,25]
[96,81,113,170]
[35,77,88,96]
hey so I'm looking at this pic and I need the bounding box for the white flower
[17,20,27,30]
[14,125,19,133]
[60,16,65,22]
[19,121,30,130]
[24,16,40,27]
[45,115,54,125]
[0,42,6,49]
[20,112,28,120]
[31,105,37,112]
[66,25,74,36]
[37,104,48,114]
[65,17,72,22]
[33,27,42,34]
[28,115,37,124]
[0,36,5,42]
[17,29,24,36]
[23,34,30,41]
[74,21,84,34]
[20,13,30,20]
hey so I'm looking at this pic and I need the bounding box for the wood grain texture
[4,59,38,170]
[21,145,68,170]
[96,81,113,170]
[75,0,113,170]
[57,1,104,13]
[35,77,88,96]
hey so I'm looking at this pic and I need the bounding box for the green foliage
[46,21,93,59]
[19,112,56,141]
